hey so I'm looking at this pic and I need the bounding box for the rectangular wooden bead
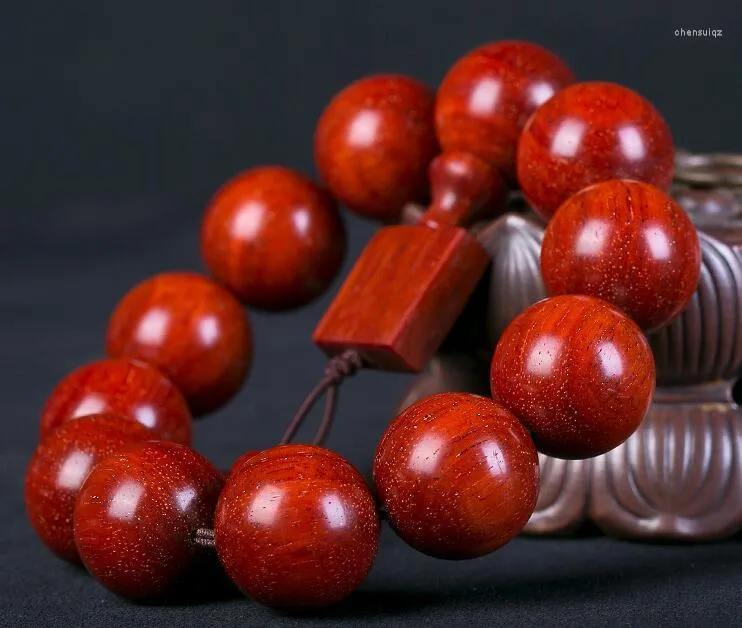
[313,224,489,372]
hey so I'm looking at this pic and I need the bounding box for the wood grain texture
[106,272,253,416]
[214,444,379,609]
[517,82,674,220]
[314,74,438,222]
[374,392,539,559]
[25,414,153,562]
[313,224,489,371]
[490,294,656,459]
[74,441,223,599]
[541,180,701,332]
[40,358,192,445]
[436,40,575,179]
[201,166,346,311]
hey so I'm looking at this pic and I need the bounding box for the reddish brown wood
[225,450,259,480]
[214,444,379,608]
[40,358,192,444]
[491,295,656,459]
[106,272,253,416]
[421,151,508,228]
[373,392,539,559]
[436,40,575,179]
[314,151,495,371]
[541,180,701,331]
[315,74,438,222]
[517,81,675,220]
[201,166,346,311]
[25,414,153,562]
[74,441,223,599]
[313,224,489,371]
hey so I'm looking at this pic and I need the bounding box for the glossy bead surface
[421,151,508,228]
[201,166,346,311]
[517,81,674,219]
[490,295,656,459]
[74,441,223,599]
[25,414,153,562]
[373,392,539,559]
[40,358,192,444]
[541,180,701,331]
[436,40,575,179]
[315,74,438,222]
[107,272,253,415]
[215,444,379,608]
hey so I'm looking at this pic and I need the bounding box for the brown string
[279,350,363,446]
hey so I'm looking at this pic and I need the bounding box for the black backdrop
[2,1,742,626]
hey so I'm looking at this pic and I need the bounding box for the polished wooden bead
[74,441,223,599]
[517,81,674,220]
[315,74,438,222]
[214,444,379,608]
[490,295,656,459]
[25,414,153,562]
[436,40,575,179]
[201,166,346,311]
[40,358,192,444]
[106,272,253,415]
[421,151,508,228]
[373,392,539,559]
[541,180,701,331]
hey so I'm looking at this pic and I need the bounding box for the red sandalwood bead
[214,444,379,608]
[422,151,508,227]
[541,180,701,331]
[225,449,260,480]
[373,392,539,559]
[490,295,656,459]
[106,272,253,416]
[74,441,223,599]
[40,358,192,444]
[315,74,438,222]
[201,166,346,311]
[517,81,675,220]
[436,40,575,179]
[25,414,153,562]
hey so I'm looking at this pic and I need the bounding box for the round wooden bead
[541,180,701,331]
[40,358,192,445]
[373,392,539,559]
[201,166,346,311]
[74,441,223,599]
[436,40,575,179]
[214,444,379,608]
[315,74,438,222]
[517,81,675,220]
[25,414,153,562]
[106,272,253,416]
[490,295,656,459]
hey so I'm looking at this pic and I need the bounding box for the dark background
[2,1,742,626]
